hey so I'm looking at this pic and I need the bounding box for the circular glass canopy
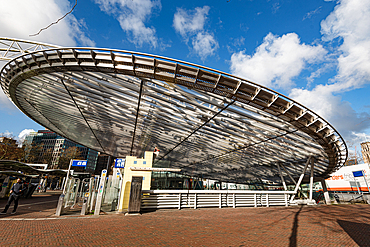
[0,46,347,184]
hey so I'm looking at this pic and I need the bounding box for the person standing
[153,146,160,159]
[0,178,27,214]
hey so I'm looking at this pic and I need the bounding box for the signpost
[352,170,362,194]
[353,170,370,193]
[114,158,125,168]
[57,159,87,216]
[94,169,107,216]
[62,159,87,194]
[114,159,124,210]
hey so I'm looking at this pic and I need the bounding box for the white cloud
[1,130,14,138]
[289,85,370,148]
[321,0,370,92]
[289,0,370,144]
[0,0,94,47]
[351,132,370,146]
[18,129,35,144]
[95,0,160,48]
[229,0,370,149]
[0,0,95,111]
[303,6,322,21]
[173,6,218,60]
[192,32,219,61]
[173,6,210,39]
[230,33,326,89]
[0,129,35,147]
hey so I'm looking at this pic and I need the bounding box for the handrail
[141,189,293,209]
[142,189,296,194]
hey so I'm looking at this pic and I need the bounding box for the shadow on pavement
[337,220,370,246]
[0,192,61,218]
[289,205,303,247]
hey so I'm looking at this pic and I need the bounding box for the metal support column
[277,163,287,191]
[309,157,315,201]
[106,156,111,171]
[362,173,370,203]
[281,164,307,199]
[320,178,331,205]
[281,164,297,185]
[290,156,311,202]
[61,177,66,190]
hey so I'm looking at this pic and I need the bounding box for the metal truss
[0,42,348,184]
[0,37,60,61]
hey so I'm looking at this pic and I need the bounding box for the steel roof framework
[0,38,347,184]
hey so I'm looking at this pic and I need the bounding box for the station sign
[71,160,87,167]
[353,170,364,177]
[115,158,125,168]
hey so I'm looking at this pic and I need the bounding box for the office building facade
[24,130,98,172]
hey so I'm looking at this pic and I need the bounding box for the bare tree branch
[29,0,78,37]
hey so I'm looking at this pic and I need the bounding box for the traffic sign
[353,170,364,177]
[115,158,125,168]
[71,160,87,167]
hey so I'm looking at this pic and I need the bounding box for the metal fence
[330,191,370,204]
[141,190,296,210]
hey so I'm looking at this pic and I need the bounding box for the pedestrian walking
[0,178,27,214]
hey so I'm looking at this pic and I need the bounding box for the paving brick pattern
[1,192,370,246]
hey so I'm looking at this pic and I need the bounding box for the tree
[0,135,24,161]
[57,146,83,169]
[22,142,44,163]
[346,141,363,165]
[39,147,54,166]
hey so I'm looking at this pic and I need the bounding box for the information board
[71,160,87,167]
[352,170,364,177]
[115,158,125,168]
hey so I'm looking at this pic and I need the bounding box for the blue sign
[72,160,87,167]
[115,158,125,168]
[353,170,364,177]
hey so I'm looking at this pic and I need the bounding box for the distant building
[24,130,98,172]
[95,153,112,175]
[361,142,370,164]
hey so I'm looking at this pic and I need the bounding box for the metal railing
[141,190,296,210]
[330,191,370,204]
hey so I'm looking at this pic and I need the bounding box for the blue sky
[1,0,370,156]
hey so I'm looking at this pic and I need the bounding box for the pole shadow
[337,220,370,246]
[289,205,304,247]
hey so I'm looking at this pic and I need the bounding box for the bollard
[55,194,65,216]
[81,193,89,215]
[111,198,117,211]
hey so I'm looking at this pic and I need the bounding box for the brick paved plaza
[1,192,370,246]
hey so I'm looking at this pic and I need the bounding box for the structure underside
[0,39,347,184]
